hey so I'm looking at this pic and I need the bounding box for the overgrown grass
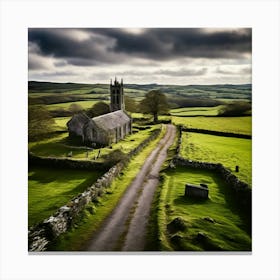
[172,116,252,135]
[28,167,103,227]
[158,166,251,251]
[48,125,166,251]
[180,132,252,186]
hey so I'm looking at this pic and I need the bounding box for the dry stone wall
[28,128,161,252]
[181,126,251,139]
[29,152,108,170]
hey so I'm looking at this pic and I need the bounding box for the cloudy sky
[28,28,251,85]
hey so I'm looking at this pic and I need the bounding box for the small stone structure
[185,183,209,199]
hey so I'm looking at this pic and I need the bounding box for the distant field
[172,116,252,135]
[159,166,251,251]
[28,167,103,226]
[46,100,100,110]
[29,82,252,104]
[170,106,222,116]
[180,132,252,186]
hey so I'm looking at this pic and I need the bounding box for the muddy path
[86,124,176,251]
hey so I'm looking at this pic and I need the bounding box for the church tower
[110,77,125,112]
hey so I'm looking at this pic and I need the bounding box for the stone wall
[28,128,161,252]
[173,156,250,191]
[29,152,109,170]
[181,126,251,139]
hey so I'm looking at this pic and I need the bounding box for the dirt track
[86,124,176,251]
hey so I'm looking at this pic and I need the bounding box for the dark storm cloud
[94,28,251,59]
[28,28,251,67]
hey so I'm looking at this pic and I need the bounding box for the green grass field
[158,166,251,251]
[170,106,222,116]
[180,132,252,186]
[28,167,103,227]
[172,116,252,135]
[46,100,100,110]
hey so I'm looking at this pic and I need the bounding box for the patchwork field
[180,132,252,186]
[28,167,103,227]
[159,166,251,251]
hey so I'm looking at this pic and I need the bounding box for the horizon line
[28,80,252,86]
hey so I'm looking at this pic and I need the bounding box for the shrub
[218,102,251,116]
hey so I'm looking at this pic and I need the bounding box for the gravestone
[185,183,209,199]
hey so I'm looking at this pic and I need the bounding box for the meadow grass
[181,132,252,186]
[172,116,252,135]
[28,167,103,227]
[159,166,251,251]
[48,125,166,250]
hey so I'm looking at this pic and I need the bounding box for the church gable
[67,112,91,141]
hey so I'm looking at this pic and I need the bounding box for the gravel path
[86,124,176,251]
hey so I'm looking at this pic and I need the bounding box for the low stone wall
[29,152,108,171]
[175,125,183,156]
[173,156,250,191]
[28,128,161,252]
[181,127,251,139]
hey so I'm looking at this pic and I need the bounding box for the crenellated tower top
[110,78,125,112]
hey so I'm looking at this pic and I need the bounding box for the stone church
[67,78,132,146]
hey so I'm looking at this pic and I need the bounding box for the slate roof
[92,110,130,131]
